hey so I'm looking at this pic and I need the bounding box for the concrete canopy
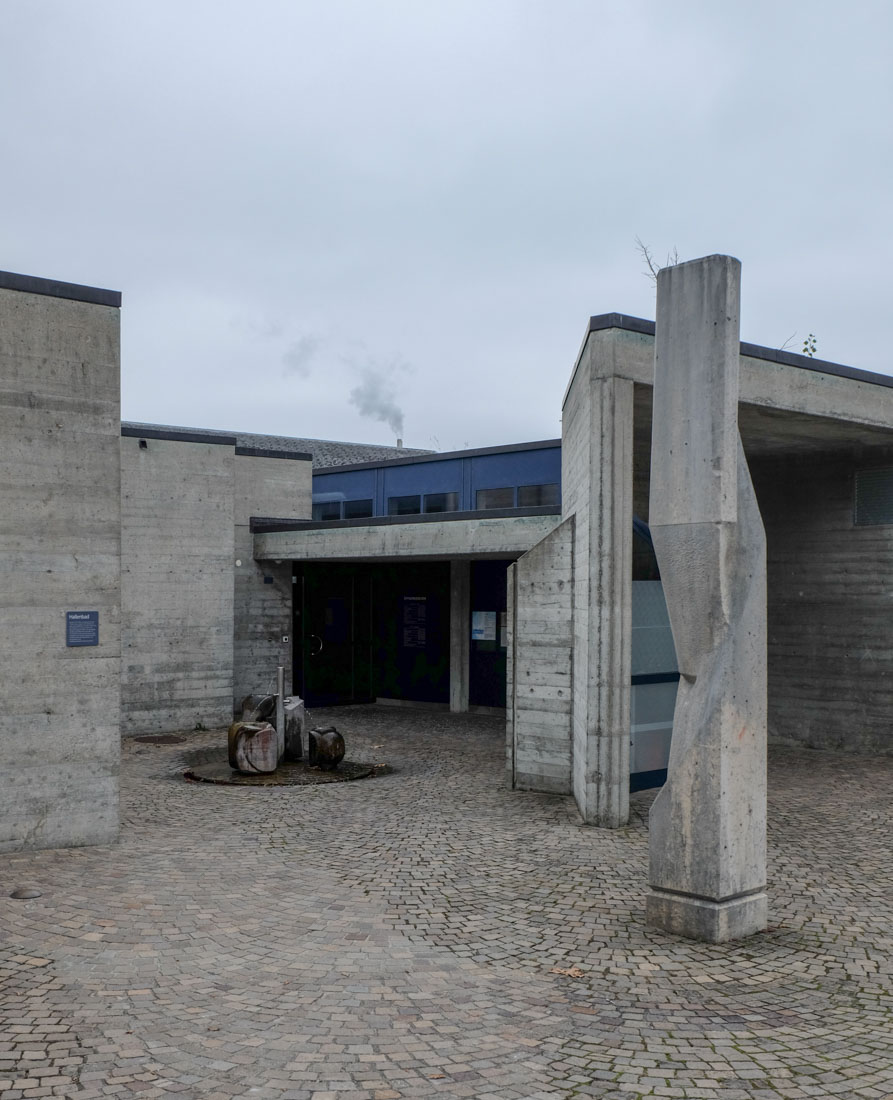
[253,512,562,563]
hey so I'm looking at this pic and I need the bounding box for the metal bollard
[276,666,285,763]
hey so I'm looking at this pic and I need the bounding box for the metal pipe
[276,665,285,763]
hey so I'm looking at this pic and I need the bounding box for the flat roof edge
[0,270,121,308]
[235,446,313,461]
[121,425,238,447]
[586,313,893,391]
[314,438,562,475]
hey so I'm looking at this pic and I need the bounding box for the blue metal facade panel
[382,458,463,497]
[312,445,561,517]
[470,449,561,492]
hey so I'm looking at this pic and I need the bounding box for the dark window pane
[632,530,661,581]
[343,498,374,519]
[517,483,560,507]
[388,495,421,516]
[424,492,459,514]
[476,487,515,510]
[312,500,341,521]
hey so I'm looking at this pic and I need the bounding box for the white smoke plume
[348,365,405,439]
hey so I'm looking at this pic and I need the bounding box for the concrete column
[574,372,634,827]
[647,254,767,942]
[449,560,470,712]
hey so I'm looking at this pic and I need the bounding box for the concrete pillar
[587,374,633,827]
[449,559,470,712]
[646,255,768,942]
[567,366,634,827]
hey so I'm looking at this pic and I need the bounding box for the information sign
[66,611,99,647]
[471,610,497,642]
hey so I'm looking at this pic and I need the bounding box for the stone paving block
[0,708,891,1098]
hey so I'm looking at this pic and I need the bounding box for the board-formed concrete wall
[561,339,593,813]
[507,516,575,792]
[120,435,235,734]
[234,452,311,704]
[561,329,634,826]
[753,448,893,754]
[0,276,121,851]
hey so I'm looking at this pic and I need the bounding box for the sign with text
[66,611,99,647]
[471,610,497,642]
[402,596,427,648]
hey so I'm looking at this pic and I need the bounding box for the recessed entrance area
[292,559,514,710]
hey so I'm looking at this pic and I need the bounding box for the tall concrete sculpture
[646,255,767,942]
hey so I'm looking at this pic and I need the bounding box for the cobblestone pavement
[2,706,892,1100]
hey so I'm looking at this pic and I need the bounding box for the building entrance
[293,561,451,708]
[293,563,374,707]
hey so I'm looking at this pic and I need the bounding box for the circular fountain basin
[183,748,377,786]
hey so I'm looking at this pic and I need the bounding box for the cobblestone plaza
[1,707,891,1099]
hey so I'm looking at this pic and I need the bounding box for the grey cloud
[3,1,891,448]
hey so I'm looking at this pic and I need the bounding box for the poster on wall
[471,610,497,641]
[402,596,427,648]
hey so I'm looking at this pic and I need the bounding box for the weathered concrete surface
[1,707,891,1098]
[235,452,310,705]
[570,316,893,437]
[120,436,234,734]
[753,446,893,755]
[507,515,575,794]
[561,335,633,826]
[647,255,767,941]
[253,512,560,562]
[0,281,121,851]
[635,383,893,758]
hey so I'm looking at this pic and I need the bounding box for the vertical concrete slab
[449,560,470,712]
[561,332,634,826]
[0,274,121,851]
[507,516,575,793]
[647,255,768,942]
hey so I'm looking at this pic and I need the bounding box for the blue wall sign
[66,611,99,647]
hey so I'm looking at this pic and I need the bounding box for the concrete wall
[234,452,311,703]
[561,330,634,826]
[560,341,592,814]
[507,516,575,793]
[120,436,234,734]
[0,279,121,851]
[753,447,893,754]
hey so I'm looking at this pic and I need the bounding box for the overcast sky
[3,1,891,450]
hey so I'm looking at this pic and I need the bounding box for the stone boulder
[228,721,278,774]
[308,726,345,772]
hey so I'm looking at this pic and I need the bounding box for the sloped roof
[121,421,435,467]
